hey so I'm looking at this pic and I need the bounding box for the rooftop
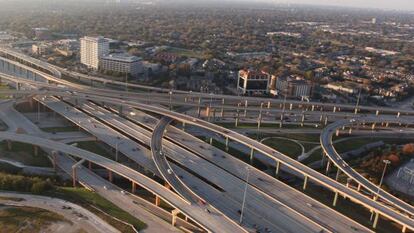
[101,53,142,63]
[81,36,108,43]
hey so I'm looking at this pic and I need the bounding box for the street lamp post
[377,159,391,195]
[37,100,40,123]
[354,87,362,115]
[280,92,287,128]
[169,91,173,111]
[125,73,129,92]
[240,166,250,224]
[370,159,391,222]
[208,93,214,121]
[256,103,263,140]
[115,142,120,162]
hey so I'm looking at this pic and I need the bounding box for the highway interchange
[0,47,414,232]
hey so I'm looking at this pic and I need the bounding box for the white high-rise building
[80,36,109,70]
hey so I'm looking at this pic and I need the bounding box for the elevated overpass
[1,49,414,231]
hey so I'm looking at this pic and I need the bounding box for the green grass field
[261,138,302,159]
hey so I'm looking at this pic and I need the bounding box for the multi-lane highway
[321,117,414,220]
[1,48,414,232]
[1,87,414,231]
[0,131,246,233]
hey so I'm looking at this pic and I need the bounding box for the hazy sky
[271,0,414,11]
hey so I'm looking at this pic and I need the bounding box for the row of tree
[0,172,54,194]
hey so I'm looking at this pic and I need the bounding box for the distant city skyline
[265,0,414,11]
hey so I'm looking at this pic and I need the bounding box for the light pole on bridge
[239,166,250,225]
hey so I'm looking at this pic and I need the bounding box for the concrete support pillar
[132,182,137,193]
[336,129,340,137]
[376,110,379,116]
[301,114,305,127]
[171,209,180,227]
[108,170,113,183]
[257,103,263,133]
[72,167,77,188]
[155,196,161,206]
[311,105,315,111]
[118,105,123,116]
[371,123,376,131]
[197,97,201,118]
[320,152,326,167]
[250,148,254,165]
[357,184,362,192]
[235,103,241,127]
[275,160,280,178]
[397,112,401,118]
[333,192,339,206]
[29,98,34,109]
[164,182,171,190]
[212,108,216,121]
[205,106,211,121]
[52,151,57,171]
[288,103,292,110]
[373,212,380,229]
[244,100,248,117]
[326,160,331,175]
[225,137,229,151]
[335,169,341,181]
[303,176,308,190]
[324,115,328,126]
[7,140,12,150]
[220,98,225,117]
[402,225,407,233]
[348,127,352,135]
[333,106,336,113]
[279,113,284,128]
[88,161,92,170]
[385,122,389,128]
[33,145,38,156]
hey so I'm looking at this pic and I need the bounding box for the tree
[402,143,414,155]
[31,181,48,194]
